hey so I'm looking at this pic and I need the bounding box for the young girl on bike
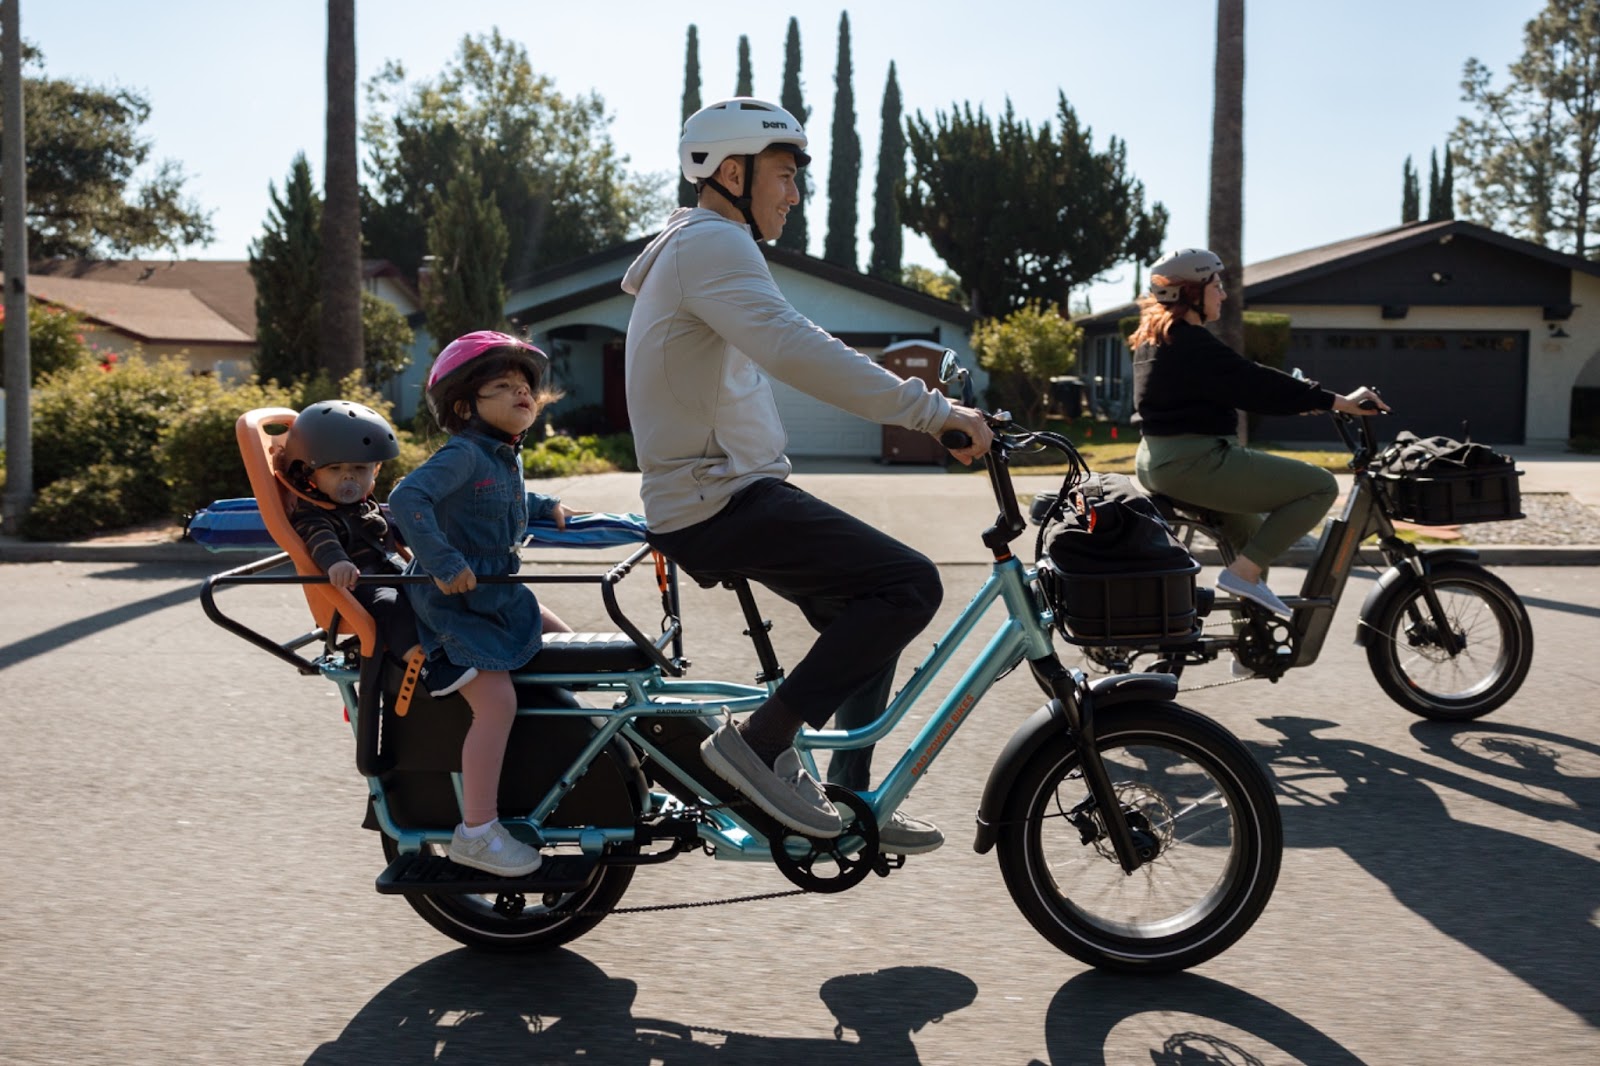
[389,330,583,877]
[1130,248,1387,619]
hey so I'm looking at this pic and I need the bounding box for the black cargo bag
[1034,472,1201,644]
[1372,430,1523,525]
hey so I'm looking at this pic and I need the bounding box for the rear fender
[972,672,1178,854]
[1354,547,1480,648]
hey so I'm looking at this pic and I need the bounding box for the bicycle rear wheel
[996,701,1280,973]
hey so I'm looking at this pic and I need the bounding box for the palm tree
[320,0,363,379]
[1208,0,1245,439]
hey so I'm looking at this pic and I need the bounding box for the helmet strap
[702,154,764,241]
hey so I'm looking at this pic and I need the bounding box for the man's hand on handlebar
[938,405,994,465]
[1332,386,1390,416]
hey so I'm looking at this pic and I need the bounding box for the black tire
[381,834,637,953]
[996,701,1281,973]
[1364,561,1533,721]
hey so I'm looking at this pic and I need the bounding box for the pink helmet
[425,330,550,424]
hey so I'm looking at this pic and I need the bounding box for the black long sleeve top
[288,497,405,575]
[1132,320,1336,437]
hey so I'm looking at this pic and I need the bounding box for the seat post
[725,578,784,685]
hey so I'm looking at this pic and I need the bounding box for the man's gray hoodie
[621,207,953,533]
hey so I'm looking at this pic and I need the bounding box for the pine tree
[868,61,905,281]
[777,18,811,252]
[1402,155,1420,223]
[423,158,510,356]
[680,25,703,208]
[1427,148,1446,221]
[823,13,860,269]
[250,154,323,386]
[736,35,753,96]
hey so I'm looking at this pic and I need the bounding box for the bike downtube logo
[912,693,976,776]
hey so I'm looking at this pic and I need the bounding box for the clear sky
[18,0,1544,314]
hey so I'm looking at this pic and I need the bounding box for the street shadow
[1255,716,1600,1026]
[1516,593,1600,619]
[305,950,977,1065]
[1040,969,1367,1065]
[0,562,208,670]
[1409,720,1600,832]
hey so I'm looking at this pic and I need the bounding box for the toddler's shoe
[422,654,479,697]
[1216,569,1293,620]
[449,820,543,877]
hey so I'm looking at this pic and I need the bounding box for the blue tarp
[187,498,650,552]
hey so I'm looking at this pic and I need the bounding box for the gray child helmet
[275,400,399,485]
[1147,248,1226,304]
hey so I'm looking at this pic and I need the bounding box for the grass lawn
[973,438,1355,477]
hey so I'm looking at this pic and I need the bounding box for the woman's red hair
[1127,275,1208,349]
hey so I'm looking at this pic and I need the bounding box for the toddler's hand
[551,503,590,530]
[327,560,360,589]
[436,567,477,595]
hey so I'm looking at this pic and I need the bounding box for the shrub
[0,303,95,388]
[972,301,1082,426]
[522,433,637,478]
[18,462,163,541]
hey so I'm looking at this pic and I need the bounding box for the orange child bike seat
[235,407,380,658]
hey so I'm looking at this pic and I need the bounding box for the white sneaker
[1216,569,1293,620]
[448,821,543,877]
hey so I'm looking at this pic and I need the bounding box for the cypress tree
[680,25,702,208]
[868,62,904,280]
[250,154,323,386]
[424,158,510,356]
[736,35,753,96]
[777,18,811,252]
[1439,147,1455,220]
[1427,148,1444,221]
[1401,155,1420,223]
[823,12,860,268]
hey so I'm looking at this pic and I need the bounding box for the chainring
[769,785,880,894]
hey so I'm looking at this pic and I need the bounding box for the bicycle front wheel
[996,701,1281,973]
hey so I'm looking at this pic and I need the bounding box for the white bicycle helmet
[679,98,810,239]
[1147,248,1226,304]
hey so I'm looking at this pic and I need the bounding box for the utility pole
[2,0,32,528]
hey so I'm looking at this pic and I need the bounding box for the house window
[1093,334,1125,406]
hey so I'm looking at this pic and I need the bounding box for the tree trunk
[319,0,363,380]
[1208,0,1246,441]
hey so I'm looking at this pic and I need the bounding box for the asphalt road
[1,556,1597,1064]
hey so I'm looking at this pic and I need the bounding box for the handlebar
[1331,400,1382,470]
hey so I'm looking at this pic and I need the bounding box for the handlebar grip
[940,430,973,449]
[1358,398,1381,412]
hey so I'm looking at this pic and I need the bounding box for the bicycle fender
[1354,547,1480,647]
[972,673,1179,854]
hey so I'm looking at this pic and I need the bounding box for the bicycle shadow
[1040,969,1367,1065]
[1407,719,1600,832]
[305,950,978,1064]
[1255,716,1600,1026]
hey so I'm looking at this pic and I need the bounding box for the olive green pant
[1135,434,1337,570]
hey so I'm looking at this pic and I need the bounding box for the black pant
[649,479,943,757]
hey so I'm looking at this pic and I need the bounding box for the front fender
[1353,547,1480,648]
[972,672,1178,854]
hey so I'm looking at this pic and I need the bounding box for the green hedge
[523,433,638,478]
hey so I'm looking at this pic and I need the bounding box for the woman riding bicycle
[1130,248,1388,618]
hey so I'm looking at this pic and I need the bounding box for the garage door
[767,369,882,457]
[1254,329,1527,444]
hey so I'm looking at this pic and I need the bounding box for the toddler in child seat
[388,331,585,878]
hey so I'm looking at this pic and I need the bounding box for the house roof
[1073,219,1600,329]
[15,273,254,345]
[28,259,258,337]
[506,234,977,327]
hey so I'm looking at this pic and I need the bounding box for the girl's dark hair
[431,348,563,433]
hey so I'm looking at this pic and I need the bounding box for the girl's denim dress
[389,429,559,671]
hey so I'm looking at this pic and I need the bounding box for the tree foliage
[824,13,860,269]
[777,18,811,253]
[736,35,753,96]
[0,303,92,388]
[969,301,1082,426]
[1402,156,1421,222]
[902,94,1167,316]
[0,45,213,258]
[868,62,905,281]
[900,263,962,304]
[250,155,324,386]
[422,162,509,358]
[1453,0,1600,256]
[362,30,667,281]
[680,25,703,208]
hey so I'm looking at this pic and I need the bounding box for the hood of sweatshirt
[622,207,747,296]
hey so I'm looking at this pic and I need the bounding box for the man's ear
[715,156,745,197]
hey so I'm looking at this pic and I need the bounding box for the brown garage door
[1253,328,1527,444]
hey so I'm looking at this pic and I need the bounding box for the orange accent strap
[653,550,668,594]
[394,647,425,718]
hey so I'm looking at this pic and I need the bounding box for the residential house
[1073,220,1600,445]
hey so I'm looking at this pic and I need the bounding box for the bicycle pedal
[871,853,905,878]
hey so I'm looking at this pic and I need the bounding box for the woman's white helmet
[1147,248,1226,303]
[679,98,811,184]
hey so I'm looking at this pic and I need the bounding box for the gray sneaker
[1217,569,1293,620]
[877,809,945,855]
[701,725,844,837]
[448,821,543,877]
